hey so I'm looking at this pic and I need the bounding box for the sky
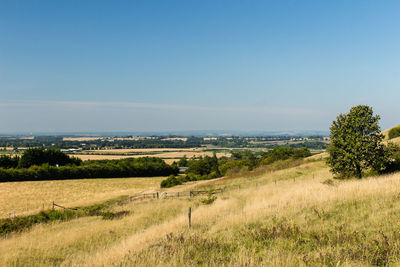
[1,0,400,133]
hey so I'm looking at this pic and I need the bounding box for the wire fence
[51,188,224,211]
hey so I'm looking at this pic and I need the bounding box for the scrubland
[2,158,400,266]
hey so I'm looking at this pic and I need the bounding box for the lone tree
[327,105,390,178]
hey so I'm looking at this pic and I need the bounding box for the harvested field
[83,148,198,153]
[71,151,229,162]
[62,137,103,141]
[0,177,164,218]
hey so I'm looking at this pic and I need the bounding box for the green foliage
[293,147,312,159]
[261,147,296,165]
[186,154,220,178]
[18,147,82,168]
[177,156,188,167]
[0,157,178,182]
[380,144,400,174]
[200,195,217,205]
[0,155,19,169]
[0,196,129,236]
[388,125,400,139]
[160,175,182,188]
[327,105,390,178]
[219,160,250,176]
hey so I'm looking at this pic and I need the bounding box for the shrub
[160,175,182,188]
[380,144,400,174]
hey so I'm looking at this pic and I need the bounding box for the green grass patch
[0,195,129,237]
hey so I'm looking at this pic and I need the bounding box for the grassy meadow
[2,157,400,266]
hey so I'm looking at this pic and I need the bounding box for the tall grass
[0,177,164,218]
[2,159,400,266]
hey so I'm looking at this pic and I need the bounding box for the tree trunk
[355,163,362,179]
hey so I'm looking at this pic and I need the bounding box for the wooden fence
[125,188,223,202]
[52,188,224,211]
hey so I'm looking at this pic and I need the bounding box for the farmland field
[70,150,229,163]
[0,177,164,218]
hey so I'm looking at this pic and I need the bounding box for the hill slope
[1,158,400,266]
[383,124,400,140]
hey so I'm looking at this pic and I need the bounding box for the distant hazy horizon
[1,1,400,133]
[0,128,330,138]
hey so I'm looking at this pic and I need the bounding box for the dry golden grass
[72,154,140,161]
[307,152,328,160]
[382,124,400,140]
[0,177,164,218]
[3,159,400,266]
[85,148,196,153]
[389,136,400,145]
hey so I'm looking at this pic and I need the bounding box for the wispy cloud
[0,100,318,116]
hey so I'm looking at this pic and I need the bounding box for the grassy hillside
[389,136,400,145]
[383,124,400,140]
[1,158,400,266]
[382,125,400,145]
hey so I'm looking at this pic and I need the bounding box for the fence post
[52,201,55,210]
[156,192,159,199]
[189,191,192,198]
[188,207,191,228]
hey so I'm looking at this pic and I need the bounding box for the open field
[0,177,165,218]
[71,151,229,162]
[2,157,400,265]
[62,137,103,141]
[83,148,198,153]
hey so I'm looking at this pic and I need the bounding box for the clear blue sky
[1,0,399,133]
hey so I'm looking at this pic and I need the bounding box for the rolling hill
[2,154,400,266]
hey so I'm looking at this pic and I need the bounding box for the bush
[160,175,182,188]
[379,144,400,174]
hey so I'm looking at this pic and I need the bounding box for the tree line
[161,147,312,187]
[0,148,178,182]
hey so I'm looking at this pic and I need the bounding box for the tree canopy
[327,105,390,178]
